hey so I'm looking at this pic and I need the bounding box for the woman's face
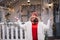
[31,15,38,22]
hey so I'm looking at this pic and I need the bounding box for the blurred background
[0,0,60,40]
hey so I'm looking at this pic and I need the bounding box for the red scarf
[32,23,38,40]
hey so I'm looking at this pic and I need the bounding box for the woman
[15,12,51,40]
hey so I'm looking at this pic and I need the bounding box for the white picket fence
[0,22,26,40]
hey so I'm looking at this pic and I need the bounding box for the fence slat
[11,26,14,40]
[2,24,5,40]
[7,26,9,39]
[20,29,23,40]
[0,24,1,39]
[15,27,18,40]
[18,26,20,39]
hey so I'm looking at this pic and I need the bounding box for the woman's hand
[14,17,19,21]
[50,16,53,21]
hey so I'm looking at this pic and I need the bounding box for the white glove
[14,17,19,21]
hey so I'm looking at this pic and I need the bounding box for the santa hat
[31,12,38,16]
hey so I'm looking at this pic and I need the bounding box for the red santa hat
[31,12,38,16]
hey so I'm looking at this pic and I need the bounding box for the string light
[44,3,53,8]
[27,0,30,3]
[48,3,53,7]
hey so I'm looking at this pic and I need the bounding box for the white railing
[0,22,26,40]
